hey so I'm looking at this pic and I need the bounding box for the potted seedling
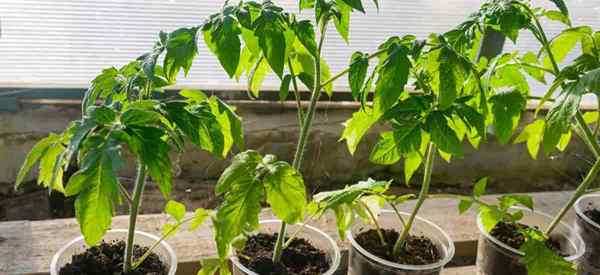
[194,0,393,274]
[462,0,600,272]
[311,178,454,275]
[436,178,584,274]
[15,26,243,274]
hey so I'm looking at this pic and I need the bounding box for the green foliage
[514,119,545,159]
[340,108,380,155]
[489,91,527,144]
[543,82,584,154]
[348,52,370,100]
[520,229,576,275]
[213,151,306,259]
[373,41,411,114]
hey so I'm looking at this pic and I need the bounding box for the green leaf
[498,194,534,211]
[313,178,390,220]
[373,45,411,114]
[164,27,199,82]
[279,74,292,101]
[340,109,381,155]
[479,205,504,233]
[37,139,66,193]
[15,134,61,189]
[197,258,222,275]
[349,52,369,100]
[164,101,225,157]
[370,123,421,165]
[473,177,488,198]
[458,200,474,214]
[543,26,592,69]
[426,111,463,157]
[491,64,530,96]
[214,151,264,259]
[209,97,245,153]
[165,200,186,222]
[581,67,600,94]
[514,119,545,160]
[548,0,570,22]
[248,56,271,98]
[490,91,527,144]
[203,17,241,78]
[543,82,584,154]
[342,0,365,12]
[583,111,599,124]
[190,208,211,231]
[521,52,546,84]
[121,108,162,126]
[454,102,486,139]
[544,10,570,27]
[429,47,468,110]
[125,126,173,198]
[556,130,571,152]
[520,229,576,275]
[264,161,306,224]
[333,0,351,42]
[69,146,122,245]
[87,106,117,124]
[83,67,120,114]
[294,20,318,57]
[404,151,423,185]
[179,89,208,102]
[255,14,287,77]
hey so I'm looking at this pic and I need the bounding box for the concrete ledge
[0,191,576,274]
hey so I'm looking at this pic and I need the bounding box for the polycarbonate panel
[0,0,599,97]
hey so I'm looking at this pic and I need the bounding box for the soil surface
[238,233,330,275]
[490,222,563,254]
[59,240,167,275]
[584,204,600,225]
[355,229,441,265]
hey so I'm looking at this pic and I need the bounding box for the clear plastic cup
[346,210,455,275]
[476,207,585,275]
[231,219,342,275]
[575,194,600,273]
[50,229,177,275]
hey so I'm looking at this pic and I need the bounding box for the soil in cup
[354,228,441,265]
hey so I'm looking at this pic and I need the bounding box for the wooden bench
[0,191,576,274]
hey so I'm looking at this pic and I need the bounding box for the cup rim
[346,209,455,271]
[50,229,177,275]
[477,206,585,261]
[575,194,600,230]
[230,219,342,275]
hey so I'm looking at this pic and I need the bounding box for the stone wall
[0,102,595,220]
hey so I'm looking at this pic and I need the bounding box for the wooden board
[0,191,576,274]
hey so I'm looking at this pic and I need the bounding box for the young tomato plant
[467,0,600,238]
[435,178,577,274]
[197,0,382,272]
[14,27,243,272]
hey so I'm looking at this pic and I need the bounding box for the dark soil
[584,203,600,225]
[490,222,563,255]
[59,240,167,275]
[238,233,330,275]
[354,229,441,265]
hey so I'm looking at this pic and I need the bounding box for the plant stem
[393,143,436,258]
[518,3,600,234]
[389,203,407,228]
[271,22,328,264]
[319,48,387,89]
[123,162,147,272]
[288,58,305,124]
[545,158,600,234]
[360,200,387,246]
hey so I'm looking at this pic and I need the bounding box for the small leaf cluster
[15,28,244,246]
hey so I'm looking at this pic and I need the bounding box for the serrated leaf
[15,134,61,189]
[179,89,208,102]
[333,0,351,42]
[164,27,199,82]
[514,119,545,160]
[370,123,421,165]
[498,194,534,211]
[521,229,576,275]
[490,91,527,144]
[349,52,369,101]
[340,109,381,155]
[264,161,306,224]
[521,52,546,84]
[203,16,241,78]
[294,20,318,57]
[87,106,117,124]
[165,200,186,222]
[373,45,411,114]
[426,111,463,157]
[543,82,584,155]
[429,47,468,110]
[121,109,162,126]
[255,15,286,77]
[543,26,592,69]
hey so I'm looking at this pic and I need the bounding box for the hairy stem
[123,162,147,272]
[272,23,328,264]
[393,143,436,257]
[288,58,305,124]
[546,158,600,234]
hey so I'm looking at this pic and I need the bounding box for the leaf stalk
[123,162,147,272]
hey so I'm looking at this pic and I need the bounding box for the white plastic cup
[346,210,455,275]
[476,207,585,275]
[575,194,600,274]
[231,219,342,275]
[50,229,177,275]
